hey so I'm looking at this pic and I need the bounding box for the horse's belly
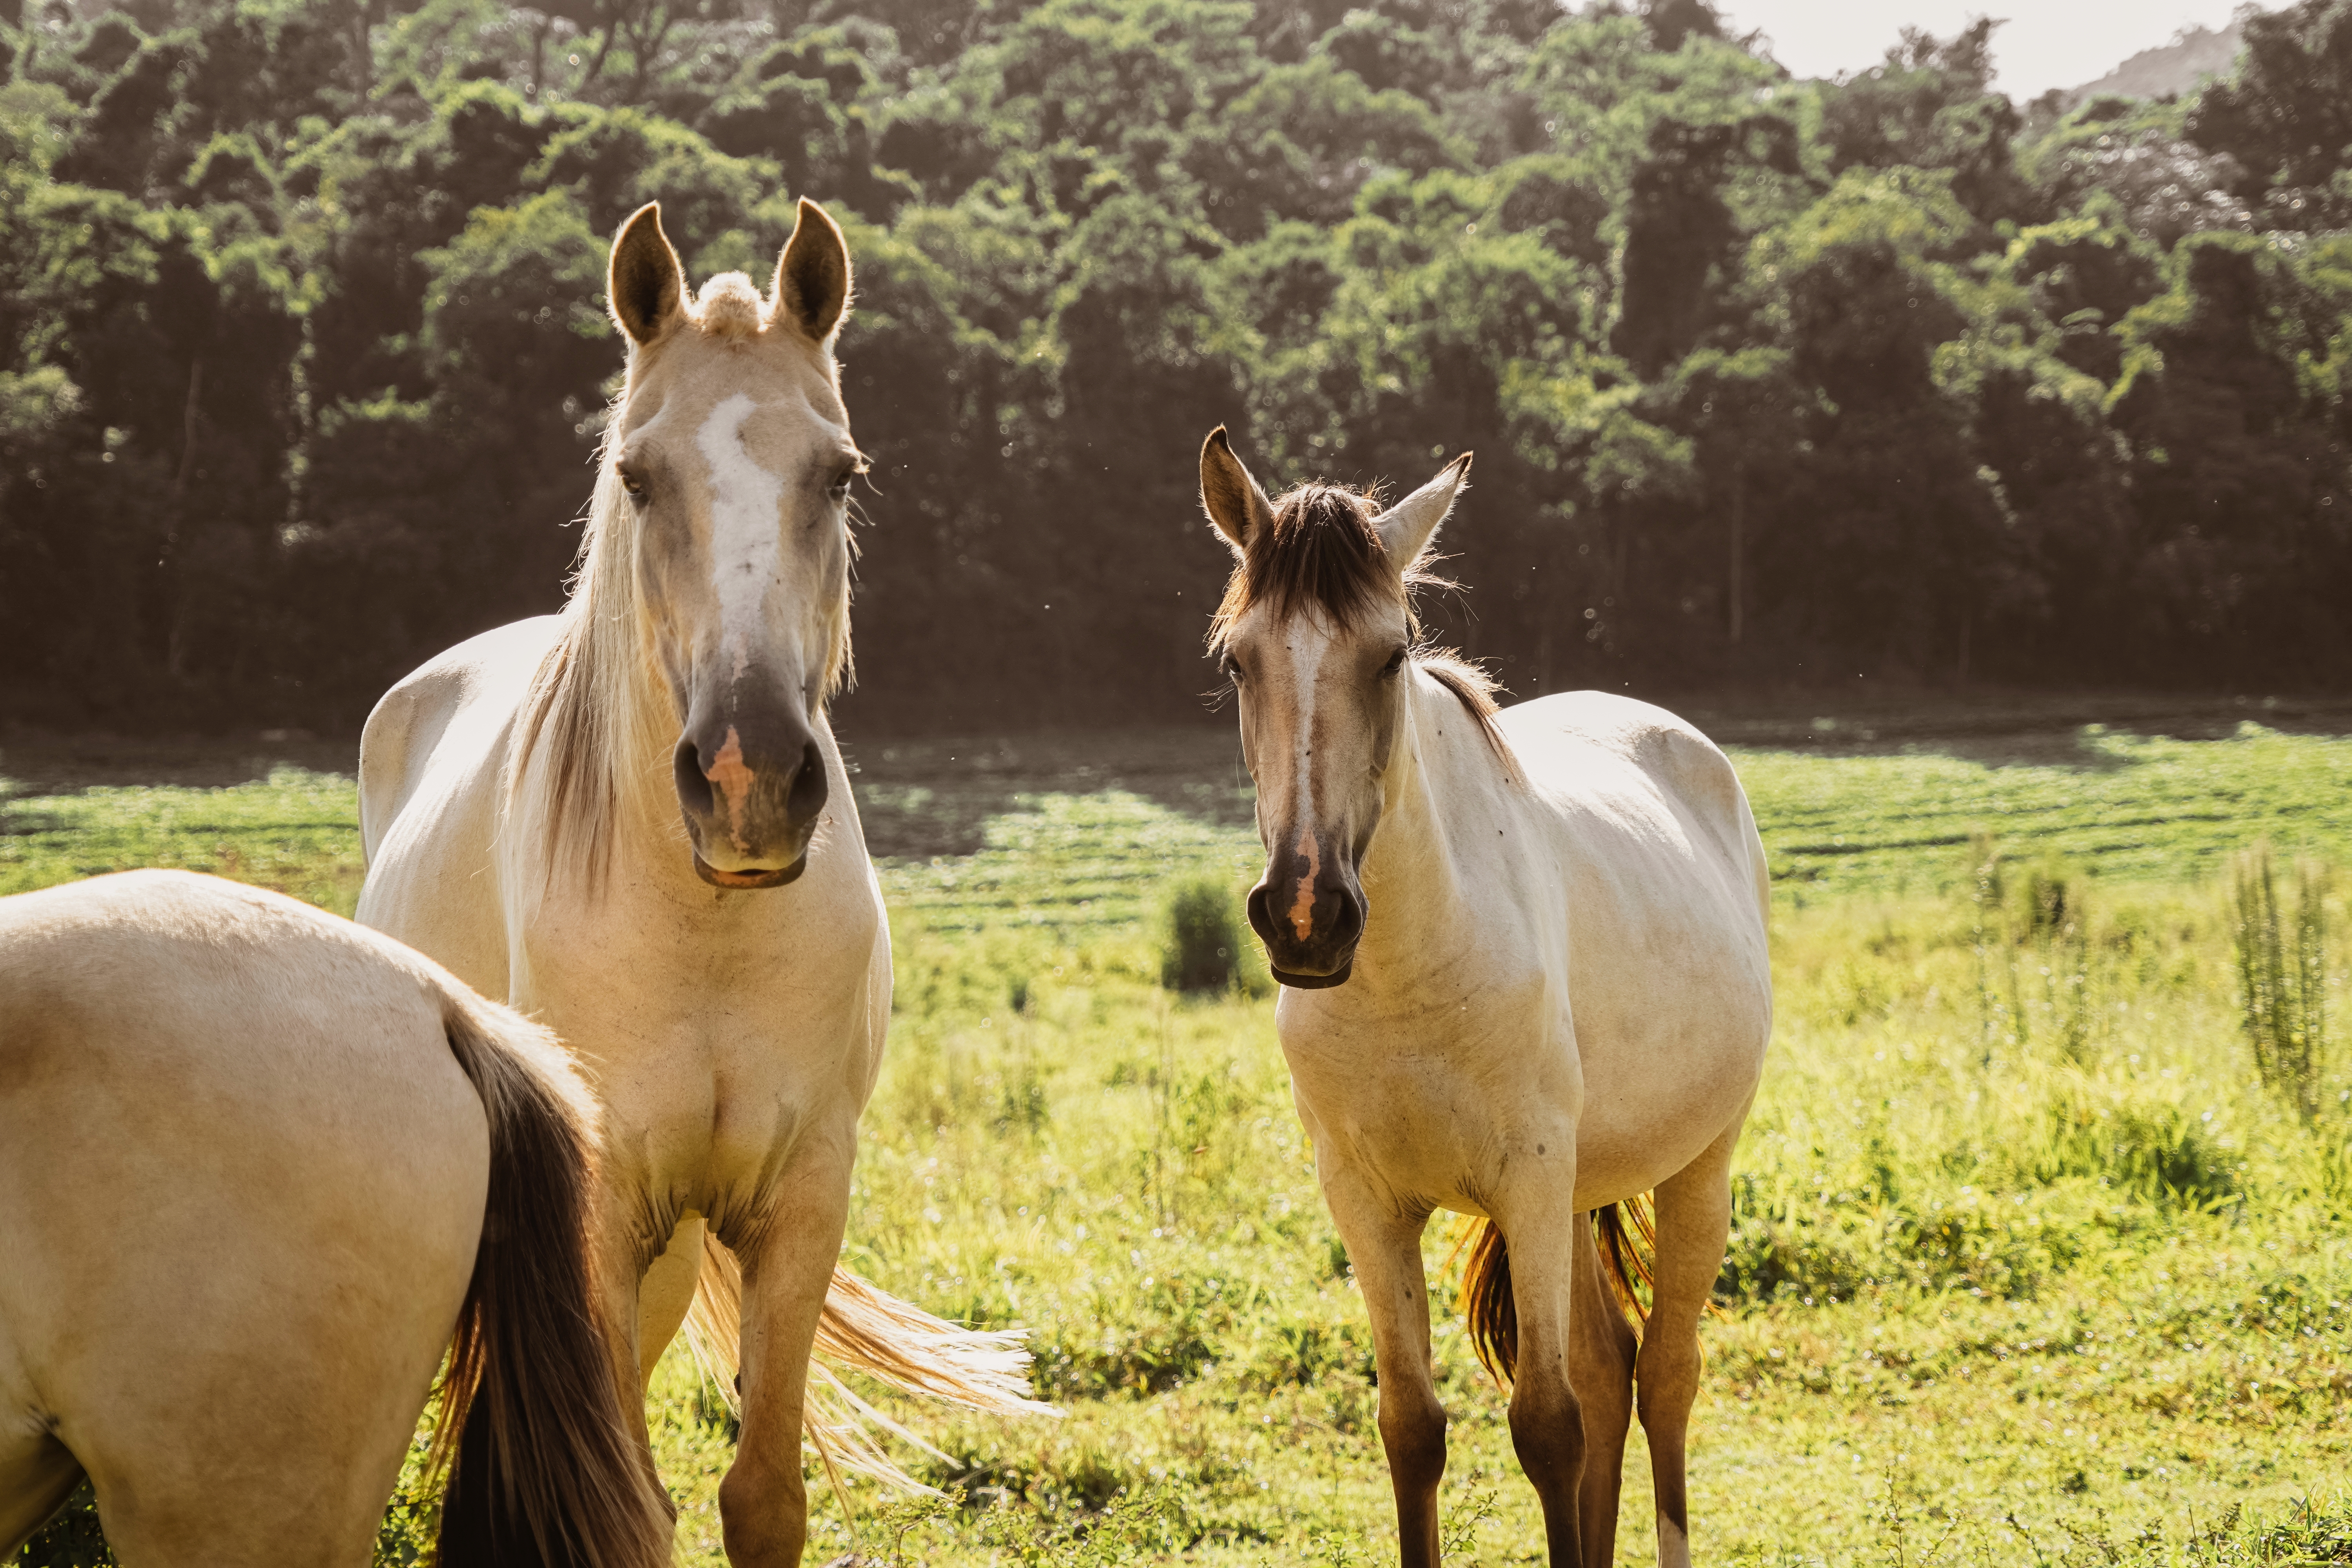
[1284,955,1765,1216]
[1571,1053,1760,1202]
[1559,960,1768,1203]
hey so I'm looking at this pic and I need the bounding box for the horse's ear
[773,198,852,345]
[609,203,685,347]
[1373,452,1472,567]
[1200,426,1274,556]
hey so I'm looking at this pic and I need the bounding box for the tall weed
[2230,846,2332,1123]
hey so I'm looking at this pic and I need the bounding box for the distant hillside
[2064,9,2253,106]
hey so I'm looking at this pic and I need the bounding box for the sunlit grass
[1738,723,2352,897]
[0,766,365,914]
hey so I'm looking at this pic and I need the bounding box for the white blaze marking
[1287,629,1325,936]
[1289,827,1321,940]
[695,392,784,686]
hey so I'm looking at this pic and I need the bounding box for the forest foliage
[3,0,2351,728]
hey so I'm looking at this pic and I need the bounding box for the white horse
[0,870,671,1568]
[357,200,1046,1567]
[1194,430,1773,1568]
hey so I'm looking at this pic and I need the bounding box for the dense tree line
[2,0,2349,730]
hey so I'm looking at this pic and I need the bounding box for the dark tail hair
[428,991,673,1568]
[1458,1196,1655,1388]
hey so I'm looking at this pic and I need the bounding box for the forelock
[1212,482,1407,649]
[691,272,765,341]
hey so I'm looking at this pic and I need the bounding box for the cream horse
[1195,430,1773,1568]
[358,201,1046,1567]
[0,870,671,1568]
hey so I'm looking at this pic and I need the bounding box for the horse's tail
[428,989,672,1568]
[1458,1218,1519,1387]
[1457,1197,1657,1389]
[1593,1196,1656,1338]
[684,1235,1059,1493]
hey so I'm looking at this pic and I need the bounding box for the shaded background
[1,0,2348,734]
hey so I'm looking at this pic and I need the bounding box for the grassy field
[5,701,2351,1566]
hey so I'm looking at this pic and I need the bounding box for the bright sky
[1716,0,2254,99]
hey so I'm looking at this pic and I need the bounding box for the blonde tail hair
[682,1235,1058,1495]
[1456,1197,1656,1388]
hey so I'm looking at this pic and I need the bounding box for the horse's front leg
[718,1149,853,1568]
[1319,1167,1447,1568]
[1495,1171,1587,1568]
[588,1188,662,1457]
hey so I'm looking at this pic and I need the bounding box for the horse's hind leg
[1571,1214,1637,1566]
[1493,1180,1589,1568]
[58,1380,419,1568]
[1636,1118,1743,1568]
[0,1425,87,1558]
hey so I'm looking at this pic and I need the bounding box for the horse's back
[1499,690,1767,920]
[0,871,486,1562]
[360,613,557,857]
[358,615,560,998]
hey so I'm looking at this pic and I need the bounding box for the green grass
[6,717,2352,1566]
[0,764,365,913]
[1741,724,2352,897]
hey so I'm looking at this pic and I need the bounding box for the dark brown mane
[1418,644,1517,777]
[1208,477,1516,777]
[1212,482,1420,649]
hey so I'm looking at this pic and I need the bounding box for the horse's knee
[1379,1388,1448,1487]
[1635,1334,1702,1424]
[719,1450,806,1567]
[1508,1378,1586,1481]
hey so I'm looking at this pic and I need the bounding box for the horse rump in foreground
[1194,430,1773,1567]
[0,870,668,1568]
[358,199,1049,1566]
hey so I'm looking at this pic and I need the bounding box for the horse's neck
[1350,669,1516,992]
[501,606,687,968]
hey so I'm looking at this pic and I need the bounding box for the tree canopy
[3,0,2349,729]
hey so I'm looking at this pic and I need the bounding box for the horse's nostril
[785,739,827,826]
[1331,887,1365,948]
[1245,885,1279,946]
[673,737,714,815]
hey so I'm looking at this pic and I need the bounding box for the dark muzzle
[672,713,827,889]
[1247,834,1365,988]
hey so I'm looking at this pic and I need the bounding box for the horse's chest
[528,898,884,1205]
[1279,989,1571,1191]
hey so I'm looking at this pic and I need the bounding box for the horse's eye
[827,470,853,502]
[1223,656,1246,684]
[619,467,648,501]
[1380,647,1408,677]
